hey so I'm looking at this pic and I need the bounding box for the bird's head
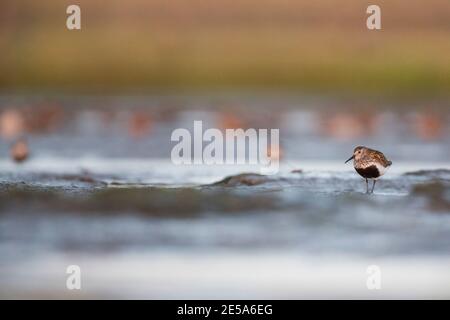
[345,146,367,164]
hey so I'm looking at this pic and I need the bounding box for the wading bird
[345,146,392,194]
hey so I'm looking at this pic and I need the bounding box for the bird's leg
[365,178,369,194]
[371,180,377,194]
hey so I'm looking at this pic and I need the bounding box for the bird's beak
[345,155,354,164]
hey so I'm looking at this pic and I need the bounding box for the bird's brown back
[366,148,392,167]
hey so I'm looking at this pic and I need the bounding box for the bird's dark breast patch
[356,165,380,179]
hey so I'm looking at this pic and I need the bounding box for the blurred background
[1,0,450,95]
[0,0,449,299]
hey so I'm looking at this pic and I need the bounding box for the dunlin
[345,146,392,194]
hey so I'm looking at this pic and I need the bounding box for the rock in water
[210,173,271,187]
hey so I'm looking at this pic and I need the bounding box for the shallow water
[0,99,449,298]
[1,159,449,298]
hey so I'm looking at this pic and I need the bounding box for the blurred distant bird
[0,109,25,138]
[11,139,29,163]
[345,146,392,194]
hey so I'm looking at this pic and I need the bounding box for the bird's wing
[373,150,392,167]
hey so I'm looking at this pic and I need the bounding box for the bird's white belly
[356,162,389,180]
[374,163,388,178]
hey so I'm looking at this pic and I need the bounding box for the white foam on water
[1,157,449,185]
